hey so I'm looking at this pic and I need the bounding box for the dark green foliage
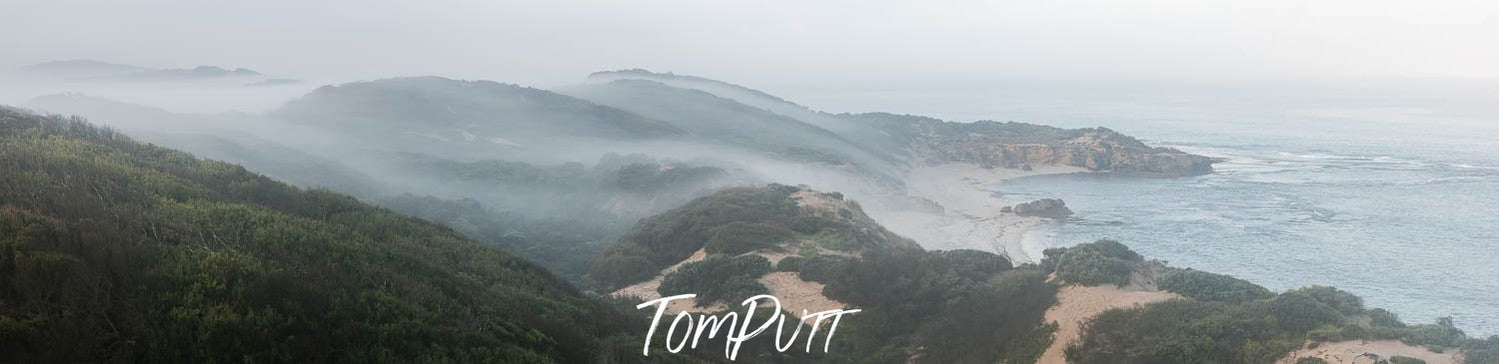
[704,222,793,255]
[589,184,912,290]
[1396,317,1467,348]
[1370,308,1407,328]
[913,269,1057,363]
[1003,322,1058,364]
[1158,268,1275,302]
[931,249,1015,279]
[788,255,855,283]
[590,185,802,289]
[657,255,772,306]
[1461,336,1499,364]
[1390,356,1427,364]
[1297,358,1330,364]
[774,255,803,272]
[1066,299,1305,363]
[1285,286,1365,315]
[1042,239,1141,286]
[0,109,682,363]
[1269,292,1345,333]
[797,248,1052,363]
[377,193,613,282]
[1062,276,1471,364]
[1062,281,1404,363]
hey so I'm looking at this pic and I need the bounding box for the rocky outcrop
[1012,198,1073,219]
[924,123,1213,177]
[838,114,1215,177]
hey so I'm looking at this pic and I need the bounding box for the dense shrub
[1296,358,1329,364]
[1285,286,1365,315]
[774,255,804,272]
[1269,292,1344,332]
[1043,239,1141,286]
[1460,335,1499,364]
[1067,299,1306,363]
[1159,268,1274,302]
[788,255,855,283]
[1389,356,1427,364]
[1396,317,1467,347]
[590,186,801,289]
[1003,322,1058,364]
[931,249,1014,278]
[1369,308,1407,328]
[0,110,680,363]
[704,221,792,255]
[657,255,772,306]
[913,269,1057,363]
[806,248,1056,363]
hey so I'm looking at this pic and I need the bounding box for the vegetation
[372,152,727,283]
[1390,356,1428,364]
[774,247,1055,363]
[657,255,772,306]
[1066,298,1318,363]
[0,109,683,363]
[590,186,802,289]
[1159,268,1275,302]
[704,222,792,255]
[1065,261,1499,364]
[588,184,912,290]
[1041,239,1142,286]
[1003,322,1058,364]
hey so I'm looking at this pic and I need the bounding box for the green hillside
[0,108,673,363]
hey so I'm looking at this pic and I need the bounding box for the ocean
[793,79,1499,336]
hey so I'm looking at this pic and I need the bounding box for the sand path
[1036,284,1181,364]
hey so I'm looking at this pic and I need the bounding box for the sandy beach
[875,163,1085,263]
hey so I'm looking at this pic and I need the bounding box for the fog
[4,0,1498,278]
[5,0,1499,107]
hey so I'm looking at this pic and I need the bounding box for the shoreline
[874,163,1085,263]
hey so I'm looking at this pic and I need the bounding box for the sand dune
[1036,283,1182,364]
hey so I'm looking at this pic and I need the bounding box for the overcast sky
[4,0,1498,90]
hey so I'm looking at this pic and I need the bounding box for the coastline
[875,163,1085,263]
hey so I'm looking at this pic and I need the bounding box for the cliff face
[845,114,1214,177]
[926,134,1214,177]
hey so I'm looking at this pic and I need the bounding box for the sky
[3,0,1499,92]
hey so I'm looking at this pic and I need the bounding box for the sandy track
[1036,284,1181,364]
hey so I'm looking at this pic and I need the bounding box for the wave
[1451,163,1499,171]
[1392,176,1492,186]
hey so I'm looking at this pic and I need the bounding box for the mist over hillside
[7,0,1499,361]
[11,67,1499,363]
[19,70,1215,280]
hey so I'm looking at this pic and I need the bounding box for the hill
[276,77,681,149]
[19,59,265,81]
[590,184,1060,363]
[0,108,680,363]
[557,79,902,178]
[584,69,1214,177]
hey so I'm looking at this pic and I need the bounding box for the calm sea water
[795,79,1499,336]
